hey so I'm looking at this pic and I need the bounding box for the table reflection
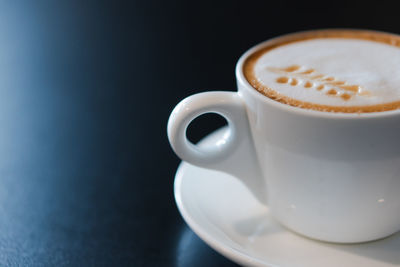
[175,225,240,267]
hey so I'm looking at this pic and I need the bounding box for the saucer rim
[174,162,276,267]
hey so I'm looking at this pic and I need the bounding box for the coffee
[243,30,400,113]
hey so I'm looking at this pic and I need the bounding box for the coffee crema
[243,30,400,113]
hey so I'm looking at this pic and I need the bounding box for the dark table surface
[0,1,399,266]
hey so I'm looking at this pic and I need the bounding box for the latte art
[269,64,370,101]
[243,30,400,113]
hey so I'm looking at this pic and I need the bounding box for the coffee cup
[167,29,400,243]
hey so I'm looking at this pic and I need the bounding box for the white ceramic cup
[167,32,400,243]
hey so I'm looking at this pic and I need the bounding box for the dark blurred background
[0,0,398,266]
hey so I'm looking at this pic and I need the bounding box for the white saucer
[174,127,400,267]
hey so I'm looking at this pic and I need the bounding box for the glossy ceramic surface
[174,128,400,267]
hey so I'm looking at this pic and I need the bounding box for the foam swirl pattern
[244,30,400,113]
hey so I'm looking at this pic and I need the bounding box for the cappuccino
[243,30,400,113]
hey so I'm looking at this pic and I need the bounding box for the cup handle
[167,91,266,205]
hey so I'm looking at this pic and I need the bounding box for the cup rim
[235,28,400,120]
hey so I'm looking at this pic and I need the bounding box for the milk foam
[253,38,400,107]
